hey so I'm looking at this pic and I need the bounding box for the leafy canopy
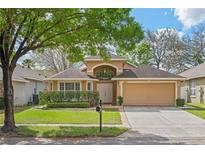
[0,8,144,66]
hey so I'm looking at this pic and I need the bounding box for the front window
[96,70,114,80]
[59,82,64,91]
[94,65,116,80]
[59,82,80,91]
[65,83,74,91]
[190,80,196,96]
[87,82,92,91]
[75,83,80,91]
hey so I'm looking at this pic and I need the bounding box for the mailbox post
[96,100,102,132]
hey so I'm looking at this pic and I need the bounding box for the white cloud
[174,8,205,29]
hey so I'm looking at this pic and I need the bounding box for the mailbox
[96,106,101,112]
[96,100,102,132]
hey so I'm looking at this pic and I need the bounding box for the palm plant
[22,59,35,68]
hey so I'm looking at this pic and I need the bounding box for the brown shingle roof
[46,68,95,80]
[14,65,45,81]
[114,65,184,79]
[179,63,205,79]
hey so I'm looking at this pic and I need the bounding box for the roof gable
[179,63,205,79]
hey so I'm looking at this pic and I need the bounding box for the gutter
[44,78,99,81]
[111,77,186,81]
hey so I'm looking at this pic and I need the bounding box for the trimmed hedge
[39,91,99,106]
[0,97,4,109]
[46,102,90,108]
[176,98,185,107]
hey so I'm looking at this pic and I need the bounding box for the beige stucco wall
[181,77,205,103]
[123,62,136,69]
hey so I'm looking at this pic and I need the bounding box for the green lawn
[10,126,127,137]
[185,103,205,120]
[0,108,121,124]
[186,103,205,109]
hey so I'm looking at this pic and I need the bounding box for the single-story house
[45,54,185,106]
[0,65,47,105]
[179,63,205,103]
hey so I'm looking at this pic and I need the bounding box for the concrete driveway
[123,107,205,138]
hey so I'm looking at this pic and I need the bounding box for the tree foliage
[0,8,143,132]
[125,41,152,66]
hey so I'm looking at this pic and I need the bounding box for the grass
[0,105,33,114]
[185,103,205,120]
[0,108,121,124]
[11,126,127,138]
[186,103,205,109]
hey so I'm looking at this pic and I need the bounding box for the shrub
[117,96,123,106]
[176,98,185,107]
[46,102,90,108]
[0,97,4,109]
[39,91,99,106]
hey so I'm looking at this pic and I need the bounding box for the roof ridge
[180,62,205,74]
[48,68,77,79]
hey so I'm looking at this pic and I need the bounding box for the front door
[97,83,113,103]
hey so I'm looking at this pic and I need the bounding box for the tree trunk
[1,65,16,132]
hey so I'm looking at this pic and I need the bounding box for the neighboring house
[179,63,205,103]
[45,54,185,106]
[0,65,47,105]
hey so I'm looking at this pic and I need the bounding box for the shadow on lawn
[41,126,88,138]
[15,126,39,137]
[0,126,39,137]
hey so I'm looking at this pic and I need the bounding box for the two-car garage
[123,82,176,106]
[112,65,184,106]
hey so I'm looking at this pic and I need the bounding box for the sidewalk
[0,123,124,127]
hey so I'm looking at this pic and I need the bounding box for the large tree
[183,24,205,67]
[146,28,185,72]
[123,41,152,66]
[31,47,73,73]
[0,8,143,132]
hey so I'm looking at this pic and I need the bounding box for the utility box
[33,94,39,104]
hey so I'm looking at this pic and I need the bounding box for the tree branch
[9,14,27,54]
[40,24,89,45]
[30,13,92,48]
